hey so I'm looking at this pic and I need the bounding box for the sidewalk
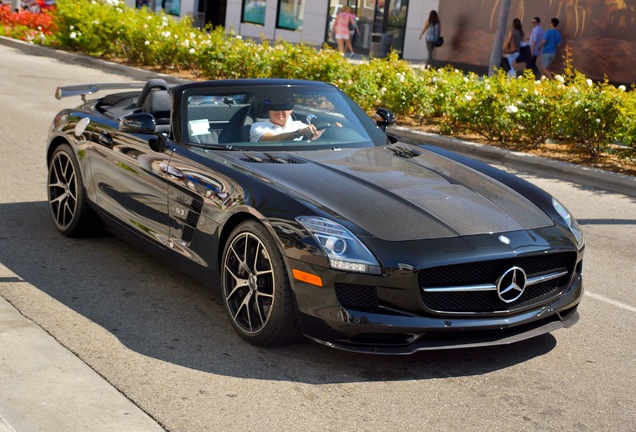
[0,295,165,432]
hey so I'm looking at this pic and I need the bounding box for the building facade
[126,0,636,85]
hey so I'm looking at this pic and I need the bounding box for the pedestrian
[419,10,441,67]
[537,18,562,80]
[331,5,357,57]
[502,18,524,77]
[344,6,358,57]
[526,17,544,78]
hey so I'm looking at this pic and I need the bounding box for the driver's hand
[297,125,318,140]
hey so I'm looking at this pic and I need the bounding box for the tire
[221,220,302,346]
[47,144,99,237]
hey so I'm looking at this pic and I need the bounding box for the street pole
[488,0,511,76]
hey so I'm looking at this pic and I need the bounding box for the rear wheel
[221,221,301,346]
[47,144,99,237]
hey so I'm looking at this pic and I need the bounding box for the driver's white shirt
[250,118,307,142]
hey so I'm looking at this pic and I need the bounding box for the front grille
[419,252,577,314]
[335,283,379,308]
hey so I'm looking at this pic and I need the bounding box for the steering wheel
[315,123,333,131]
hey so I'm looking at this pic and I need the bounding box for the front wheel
[47,144,99,237]
[221,221,301,346]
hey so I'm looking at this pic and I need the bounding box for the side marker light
[292,269,323,287]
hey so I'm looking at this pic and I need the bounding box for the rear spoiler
[55,83,146,102]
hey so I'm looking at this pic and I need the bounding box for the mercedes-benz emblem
[496,266,527,303]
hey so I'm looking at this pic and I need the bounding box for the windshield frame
[178,82,389,151]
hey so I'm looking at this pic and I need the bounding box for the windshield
[182,85,389,150]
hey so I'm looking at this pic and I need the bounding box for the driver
[249,96,318,142]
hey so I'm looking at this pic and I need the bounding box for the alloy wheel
[48,150,78,231]
[222,231,276,334]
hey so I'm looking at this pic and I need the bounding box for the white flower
[396,72,405,83]
[555,75,565,83]
[595,118,601,123]
[70,32,77,39]
[69,25,74,30]
[161,31,171,38]
[505,105,519,114]
[464,93,473,101]
[145,40,150,45]
[618,85,626,92]
[105,0,119,6]
[189,48,195,54]
[586,79,593,87]
[235,35,243,40]
[381,87,387,94]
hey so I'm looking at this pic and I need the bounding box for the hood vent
[388,145,420,159]
[241,153,303,164]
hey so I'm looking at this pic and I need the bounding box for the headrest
[137,78,169,109]
[144,90,171,119]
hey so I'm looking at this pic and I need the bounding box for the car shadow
[0,201,560,384]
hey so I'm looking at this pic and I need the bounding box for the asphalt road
[0,43,635,432]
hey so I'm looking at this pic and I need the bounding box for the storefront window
[243,0,267,25]
[277,0,304,31]
[385,0,408,54]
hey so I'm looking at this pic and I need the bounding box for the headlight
[552,197,584,248]
[296,216,381,275]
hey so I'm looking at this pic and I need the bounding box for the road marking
[0,414,18,432]
[586,291,636,313]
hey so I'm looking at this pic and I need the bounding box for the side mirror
[374,108,396,132]
[119,112,156,134]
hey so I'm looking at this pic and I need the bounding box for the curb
[2,36,635,198]
[0,36,190,84]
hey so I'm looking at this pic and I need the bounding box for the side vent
[182,198,203,243]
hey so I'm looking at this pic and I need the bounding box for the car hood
[224,145,554,241]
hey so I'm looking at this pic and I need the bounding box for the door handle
[99,131,113,145]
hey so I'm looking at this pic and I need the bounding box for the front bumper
[289,259,583,355]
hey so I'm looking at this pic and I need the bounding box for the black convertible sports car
[47,78,584,354]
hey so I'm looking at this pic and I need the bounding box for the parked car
[47,78,584,354]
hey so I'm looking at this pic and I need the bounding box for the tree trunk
[488,0,512,76]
